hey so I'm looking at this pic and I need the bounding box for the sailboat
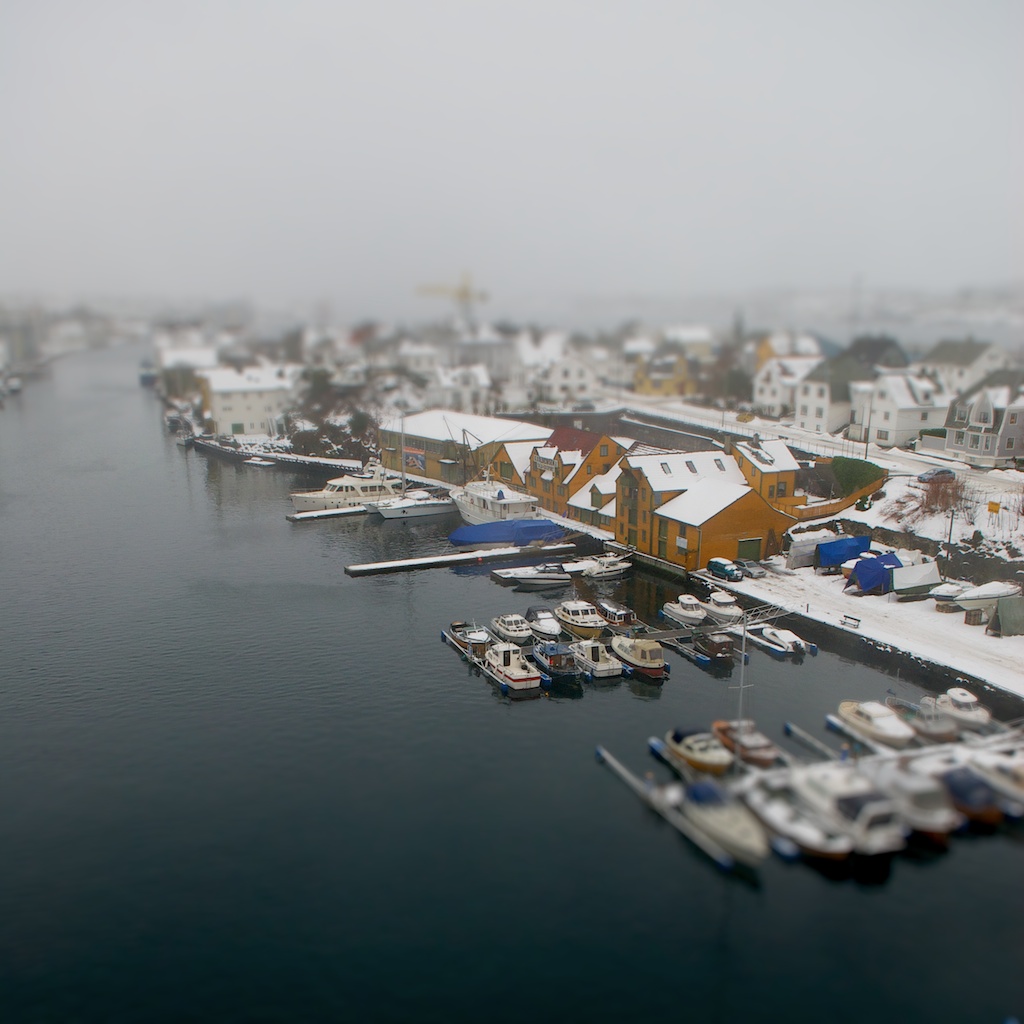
[365,414,456,519]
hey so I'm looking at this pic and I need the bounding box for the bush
[832,456,885,497]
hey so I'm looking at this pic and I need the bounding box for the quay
[344,542,578,577]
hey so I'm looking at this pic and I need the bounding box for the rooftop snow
[656,479,751,525]
[380,409,550,448]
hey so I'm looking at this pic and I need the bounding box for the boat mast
[400,413,407,494]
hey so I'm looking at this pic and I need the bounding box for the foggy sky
[1,0,1021,324]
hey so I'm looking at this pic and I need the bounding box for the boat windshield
[687,781,726,805]
[836,792,889,824]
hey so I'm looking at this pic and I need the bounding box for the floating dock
[344,542,578,577]
[287,505,369,522]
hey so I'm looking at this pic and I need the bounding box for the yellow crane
[417,272,488,327]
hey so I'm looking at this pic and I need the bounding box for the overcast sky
[1,1,1021,325]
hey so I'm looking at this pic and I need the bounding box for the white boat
[661,594,706,629]
[568,639,623,679]
[365,488,456,519]
[698,590,744,626]
[610,635,667,681]
[754,625,814,656]
[450,468,542,525]
[243,456,275,467]
[919,687,992,731]
[580,555,631,580]
[482,642,543,693]
[289,460,401,512]
[554,600,607,639]
[884,695,959,744]
[857,757,964,842]
[966,744,1024,805]
[489,612,533,644]
[902,747,1010,825]
[929,581,970,602]
[837,700,917,749]
[955,580,1022,612]
[490,562,572,589]
[660,728,734,776]
[787,761,907,856]
[676,778,770,867]
[524,605,561,642]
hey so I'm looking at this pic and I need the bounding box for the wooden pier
[344,543,578,577]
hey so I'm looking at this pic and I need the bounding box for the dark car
[707,557,745,582]
[917,467,956,483]
[734,558,767,579]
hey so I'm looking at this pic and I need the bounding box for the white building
[197,364,301,437]
[752,356,822,418]
[534,352,602,407]
[848,371,952,449]
[916,339,1011,397]
[425,363,492,414]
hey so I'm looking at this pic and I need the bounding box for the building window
[676,535,688,551]
[954,431,965,446]
[587,465,593,475]
[883,411,890,421]
[969,434,980,449]
[641,531,646,543]
[921,412,928,421]
[685,461,696,473]
[818,387,825,398]
[800,405,808,416]
[1008,438,1016,450]
[876,429,889,441]
[600,444,608,456]
[815,407,823,419]
[777,482,787,497]
[984,437,991,450]
[658,519,668,538]
[714,459,725,471]
[1010,413,1018,425]
[802,385,810,396]
[768,485,775,498]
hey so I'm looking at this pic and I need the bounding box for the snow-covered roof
[380,409,550,448]
[501,440,541,479]
[436,363,490,388]
[198,365,299,393]
[875,372,947,410]
[623,451,746,491]
[756,356,822,383]
[656,480,751,525]
[623,336,656,357]
[663,324,715,345]
[156,346,219,370]
[732,439,801,473]
[515,330,568,368]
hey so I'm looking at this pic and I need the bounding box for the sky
[1,0,1021,326]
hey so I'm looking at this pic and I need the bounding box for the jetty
[344,542,578,577]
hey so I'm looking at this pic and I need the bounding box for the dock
[344,542,578,577]
[287,505,370,522]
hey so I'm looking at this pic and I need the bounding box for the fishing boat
[567,639,623,679]
[712,719,785,769]
[920,687,992,731]
[524,605,561,642]
[698,590,744,626]
[731,769,855,861]
[592,597,641,632]
[365,489,456,519]
[489,612,533,644]
[441,621,492,660]
[661,594,706,629]
[610,635,667,681]
[289,460,402,512]
[659,728,734,776]
[490,562,572,589]
[837,700,917,749]
[884,695,959,744]
[554,600,607,639]
[532,641,580,680]
[857,757,964,843]
[482,642,543,694]
[450,467,543,525]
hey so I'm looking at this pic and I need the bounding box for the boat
[660,728,734,776]
[610,635,667,681]
[524,605,561,642]
[580,555,631,580]
[489,612,533,645]
[289,460,402,512]
[482,642,543,694]
[747,625,815,657]
[554,600,607,639]
[929,581,971,603]
[490,562,572,589]
[365,488,456,519]
[592,597,641,632]
[712,719,785,769]
[661,594,706,629]
[243,456,275,467]
[786,761,907,856]
[567,639,623,679]
[731,769,855,861]
[920,687,992,731]
[966,744,1024,806]
[698,590,744,626]
[884,695,959,744]
[857,757,964,843]
[954,580,1022,612]
[447,520,566,547]
[532,641,580,680]
[138,360,159,387]
[693,631,735,663]
[902,748,1009,825]
[836,700,917,749]
[562,553,627,575]
[441,620,492,660]
[450,467,543,525]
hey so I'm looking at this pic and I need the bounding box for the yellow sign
[988,500,1001,514]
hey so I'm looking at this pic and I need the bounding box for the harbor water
[0,345,1021,1023]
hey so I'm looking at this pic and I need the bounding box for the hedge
[832,456,885,497]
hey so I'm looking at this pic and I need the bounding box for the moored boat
[289,460,402,512]
[698,590,744,626]
[592,597,640,632]
[920,687,992,731]
[554,600,607,639]
[482,642,544,694]
[442,620,492,660]
[568,639,623,679]
[857,757,964,843]
[885,695,959,744]
[837,700,917,749]
[450,468,543,525]
[490,562,572,589]
[580,555,631,580]
[524,605,561,642]
[661,594,706,629]
[365,489,456,518]
[610,635,668,681]
[693,631,735,663]
[490,612,533,645]
[712,719,785,769]
[532,641,580,680]
[660,728,734,776]
[902,749,1009,825]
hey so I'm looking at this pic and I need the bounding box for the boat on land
[856,757,964,843]
[482,642,544,694]
[532,642,580,680]
[837,700,917,749]
[919,687,992,731]
[365,488,456,519]
[489,612,533,645]
[661,594,706,629]
[554,600,607,639]
[490,562,572,589]
[610,635,668,681]
[659,728,734,776]
[525,605,561,642]
[441,621,492,660]
[450,468,543,526]
[712,719,785,769]
[885,695,959,744]
[289,460,401,512]
[592,597,642,632]
[698,590,744,626]
[954,580,1021,612]
[929,581,971,603]
[568,639,623,679]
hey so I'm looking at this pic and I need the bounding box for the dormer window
[661,462,671,474]
[685,461,697,473]
[714,459,725,471]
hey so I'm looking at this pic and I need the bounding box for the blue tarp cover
[448,520,566,547]
[815,535,872,567]
[845,551,902,593]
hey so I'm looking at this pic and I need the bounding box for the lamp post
[863,391,874,459]
[945,505,955,578]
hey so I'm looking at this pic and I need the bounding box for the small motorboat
[524,605,561,642]
[857,757,964,843]
[592,597,640,632]
[967,744,1024,806]
[929,581,971,603]
[698,590,744,626]
[610,635,668,681]
[490,562,572,589]
[955,580,1022,612]
[837,700,917,749]
[661,594,706,629]
[568,639,623,679]
[442,621,492,660]
[365,489,456,518]
[483,642,543,694]
[693,631,735,663]
[243,456,276,467]
[490,612,533,645]
[712,719,785,769]
[753,625,814,656]
[554,600,607,639]
[580,555,632,580]
[920,687,992,731]
[532,641,580,680]
[903,749,1008,825]
[884,695,959,744]
[660,728,734,776]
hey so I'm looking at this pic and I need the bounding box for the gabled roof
[547,425,603,453]
[198,365,300,393]
[732,439,801,473]
[567,467,621,510]
[500,440,541,480]
[622,451,746,491]
[804,353,877,402]
[380,410,550,447]
[847,336,908,368]
[920,338,994,366]
[656,480,751,526]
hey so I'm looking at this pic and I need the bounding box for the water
[1,346,1021,1023]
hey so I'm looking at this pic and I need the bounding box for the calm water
[1,346,1021,1023]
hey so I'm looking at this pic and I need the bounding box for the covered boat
[448,520,566,547]
[954,581,1022,613]
[524,605,561,642]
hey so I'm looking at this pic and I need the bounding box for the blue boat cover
[844,551,902,593]
[815,535,872,567]
[448,520,566,547]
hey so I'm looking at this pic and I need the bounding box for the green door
[736,538,762,561]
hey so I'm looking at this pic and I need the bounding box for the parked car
[707,557,744,582]
[917,467,956,483]
[734,558,767,579]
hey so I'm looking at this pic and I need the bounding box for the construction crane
[417,272,488,328]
